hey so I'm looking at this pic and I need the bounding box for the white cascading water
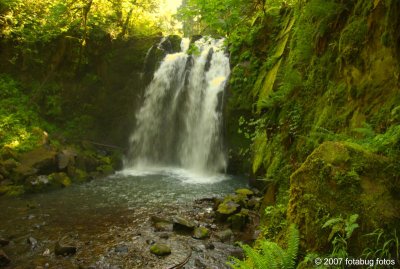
[125,37,230,176]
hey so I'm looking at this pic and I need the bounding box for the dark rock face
[288,141,400,253]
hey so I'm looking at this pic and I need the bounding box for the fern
[282,225,300,269]
[228,224,300,269]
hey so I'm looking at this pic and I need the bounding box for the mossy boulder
[150,243,171,256]
[13,147,57,182]
[235,188,254,197]
[287,141,400,253]
[216,200,240,219]
[227,209,250,231]
[192,226,209,239]
[172,216,195,233]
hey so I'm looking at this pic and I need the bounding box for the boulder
[150,243,171,256]
[216,200,240,220]
[14,147,57,181]
[215,229,233,243]
[54,241,76,256]
[192,227,209,240]
[227,209,249,231]
[173,216,195,233]
[288,141,400,253]
[57,149,77,170]
[235,188,254,197]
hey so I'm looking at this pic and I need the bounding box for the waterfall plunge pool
[0,169,246,268]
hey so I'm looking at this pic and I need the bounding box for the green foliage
[228,224,299,269]
[0,74,51,152]
[338,18,368,60]
[322,214,359,260]
[362,229,400,267]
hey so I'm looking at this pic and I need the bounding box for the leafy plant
[228,224,299,269]
[322,214,359,259]
[362,228,399,267]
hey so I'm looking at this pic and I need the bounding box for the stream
[0,168,247,268]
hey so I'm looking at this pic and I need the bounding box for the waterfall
[125,37,230,175]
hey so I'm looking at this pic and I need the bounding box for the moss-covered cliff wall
[225,0,400,259]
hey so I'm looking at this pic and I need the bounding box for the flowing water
[126,37,230,174]
[0,171,246,268]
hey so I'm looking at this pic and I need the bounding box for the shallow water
[0,168,246,268]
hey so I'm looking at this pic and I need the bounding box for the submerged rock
[0,250,10,267]
[54,241,76,256]
[150,243,171,256]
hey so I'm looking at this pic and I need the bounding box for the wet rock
[194,258,207,269]
[229,247,245,259]
[215,229,233,242]
[205,242,215,250]
[173,216,195,233]
[114,244,128,253]
[27,236,38,250]
[216,201,240,219]
[247,196,261,209]
[0,238,9,247]
[48,172,71,188]
[14,147,58,180]
[154,222,173,232]
[150,243,171,256]
[0,250,11,267]
[54,241,76,256]
[227,209,249,231]
[235,188,254,197]
[57,149,77,170]
[192,227,209,239]
[159,232,169,239]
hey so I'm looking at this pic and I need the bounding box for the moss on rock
[287,141,400,253]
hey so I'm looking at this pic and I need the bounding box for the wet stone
[215,229,233,242]
[150,243,171,256]
[114,244,128,253]
[154,221,173,232]
[192,226,209,239]
[54,241,76,256]
[173,216,195,233]
[27,236,38,250]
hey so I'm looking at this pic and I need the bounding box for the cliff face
[0,34,161,147]
[225,0,400,254]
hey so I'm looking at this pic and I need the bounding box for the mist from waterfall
[125,37,230,176]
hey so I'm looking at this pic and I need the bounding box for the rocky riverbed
[0,169,260,268]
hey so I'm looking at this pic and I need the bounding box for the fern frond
[282,224,300,269]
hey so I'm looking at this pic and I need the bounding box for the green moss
[0,185,25,196]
